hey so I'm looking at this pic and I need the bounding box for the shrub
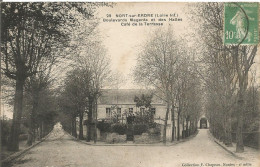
[20,124,28,135]
[111,123,127,135]
[19,134,28,141]
[133,124,148,135]
[1,120,12,145]
[97,121,111,133]
[148,123,161,135]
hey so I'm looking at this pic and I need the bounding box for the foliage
[133,124,148,135]
[243,86,260,132]
[1,119,12,145]
[63,68,91,110]
[146,122,161,135]
[133,94,155,127]
[111,123,127,135]
[134,109,154,127]
[1,2,91,79]
[134,94,153,108]
[97,121,111,133]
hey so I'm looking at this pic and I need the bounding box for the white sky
[96,2,260,88]
[96,2,191,88]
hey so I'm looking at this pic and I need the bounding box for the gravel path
[9,126,259,167]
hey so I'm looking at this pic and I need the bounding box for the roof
[98,89,164,105]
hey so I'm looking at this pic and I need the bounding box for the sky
[95,2,191,88]
[96,2,260,88]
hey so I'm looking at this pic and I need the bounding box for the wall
[105,133,127,143]
[134,133,161,144]
[97,104,167,121]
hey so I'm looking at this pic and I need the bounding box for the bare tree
[68,30,112,142]
[134,28,182,144]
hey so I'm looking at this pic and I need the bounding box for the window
[151,108,156,116]
[117,108,121,117]
[129,108,133,114]
[106,108,111,117]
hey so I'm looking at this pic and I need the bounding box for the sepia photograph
[1,2,260,167]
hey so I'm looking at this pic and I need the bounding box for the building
[82,89,189,141]
[97,89,166,123]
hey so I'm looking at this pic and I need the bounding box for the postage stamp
[224,2,259,45]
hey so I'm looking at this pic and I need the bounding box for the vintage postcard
[1,2,260,167]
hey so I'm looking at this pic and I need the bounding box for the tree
[134,94,154,126]
[173,56,202,140]
[69,32,112,142]
[24,64,53,145]
[61,68,91,139]
[233,44,257,152]
[134,28,180,144]
[58,89,78,138]
[134,94,153,109]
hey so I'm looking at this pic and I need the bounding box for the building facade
[81,89,189,141]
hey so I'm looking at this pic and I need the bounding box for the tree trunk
[71,119,74,135]
[236,90,245,152]
[163,102,170,145]
[33,128,36,142]
[26,115,33,146]
[177,111,180,141]
[71,118,75,137]
[79,111,84,140]
[182,118,185,139]
[41,122,44,138]
[73,116,77,138]
[86,99,93,142]
[223,113,227,144]
[94,98,98,144]
[39,121,43,139]
[8,78,25,151]
[27,113,34,146]
[186,118,189,137]
[27,94,38,146]
[190,121,194,134]
[171,106,175,142]
[225,110,233,147]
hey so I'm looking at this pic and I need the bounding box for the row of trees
[1,2,111,151]
[134,28,203,144]
[191,3,259,152]
[57,25,112,142]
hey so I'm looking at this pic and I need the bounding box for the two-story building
[97,89,167,123]
[81,89,187,141]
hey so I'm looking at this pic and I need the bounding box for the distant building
[82,89,189,141]
[96,89,167,124]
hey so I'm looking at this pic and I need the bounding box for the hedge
[133,124,148,135]
[111,123,127,135]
